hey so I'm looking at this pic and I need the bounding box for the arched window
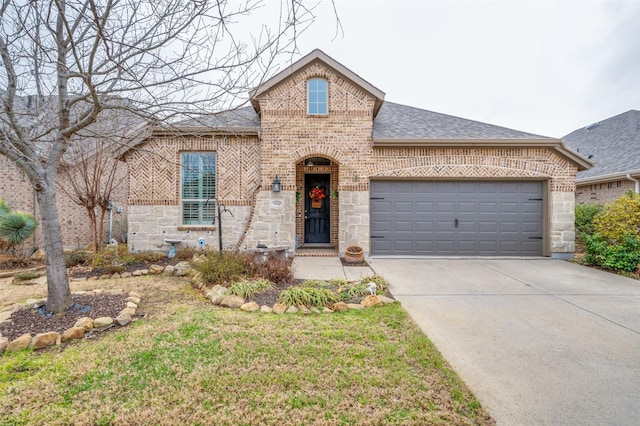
[307,78,328,115]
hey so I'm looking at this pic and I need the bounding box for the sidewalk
[292,256,374,281]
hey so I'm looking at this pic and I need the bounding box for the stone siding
[576,180,634,204]
[549,192,575,258]
[128,204,251,252]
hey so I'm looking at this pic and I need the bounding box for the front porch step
[295,247,338,257]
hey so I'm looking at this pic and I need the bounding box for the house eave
[576,169,640,186]
[373,138,593,171]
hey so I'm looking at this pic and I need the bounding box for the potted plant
[344,245,364,263]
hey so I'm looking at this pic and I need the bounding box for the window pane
[308,78,328,115]
[181,152,216,225]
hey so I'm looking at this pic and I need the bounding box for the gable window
[181,152,216,225]
[307,78,328,115]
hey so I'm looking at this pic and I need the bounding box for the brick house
[123,49,591,259]
[563,110,640,204]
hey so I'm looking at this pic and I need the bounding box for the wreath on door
[309,186,326,208]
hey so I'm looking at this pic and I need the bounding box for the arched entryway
[295,156,339,248]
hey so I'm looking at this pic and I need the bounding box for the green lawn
[0,279,493,425]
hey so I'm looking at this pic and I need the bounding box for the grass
[0,278,492,425]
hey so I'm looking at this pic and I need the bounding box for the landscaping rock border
[0,289,144,355]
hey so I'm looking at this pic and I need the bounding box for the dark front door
[304,174,330,244]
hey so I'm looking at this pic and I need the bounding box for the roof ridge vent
[585,122,599,131]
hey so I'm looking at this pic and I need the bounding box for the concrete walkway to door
[368,258,640,426]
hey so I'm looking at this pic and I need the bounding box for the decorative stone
[87,276,98,281]
[149,265,164,274]
[120,307,136,317]
[220,295,245,308]
[260,305,272,313]
[128,291,142,298]
[110,273,121,279]
[30,332,61,350]
[206,285,227,305]
[126,301,138,309]
[140,269,149,275]
[6,334,32,352]
[298,305,311,314]
[99,274,110,280]
[115,312,132,326]
[240,302,259,312]
[272,303,287,314]
[94,289,104,294]
[332,302,349,312]
[72,291,88,295]
[192,253,206,264]
[74,317,94,331]
[310,307,321,314]
[132,270,143,277]
[162,265,175,275]
[62,327,85,342]
[0,337,8,354]
[120,272,132,278]
[378,295,397,305]
[0,311,12,322]
[347,303,365,310]
[126,296,141,305]
[24,298,41,307]
[361,295,383,307]
[93,317,113,328]
[70,277,87,282]
[106,289,123,295]
[173,261,191,276]
[286,305,299,314]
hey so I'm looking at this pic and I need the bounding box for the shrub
[175,245,199,261]
[13,271,44,281]
[226,278,275,299]
[584,233,640,272]
[92,244,135,270]
[65,249,93,268]
[252,253,293,284]
[575,203,603,237]
[132,250,166,264]
[193,251,250,285]
[304,279,333,288]
[278,286,340,307]
[592,191,640,241]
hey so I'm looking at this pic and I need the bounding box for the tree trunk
[87,206,98,252]
[36,183,71,313]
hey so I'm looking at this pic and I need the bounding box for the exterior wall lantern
[272,175,281,192]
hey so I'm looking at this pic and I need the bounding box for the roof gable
[250,49,385,116]
[563,110,640,180]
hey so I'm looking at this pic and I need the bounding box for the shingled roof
[373,102,550,140]
[563,110,640,181]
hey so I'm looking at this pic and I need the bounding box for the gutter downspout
[626,174,640,194]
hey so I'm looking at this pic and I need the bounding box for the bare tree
[0,0,326,313]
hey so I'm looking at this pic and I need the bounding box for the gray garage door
[370,181,543,256]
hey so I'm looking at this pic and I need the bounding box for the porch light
[272,175,281,192]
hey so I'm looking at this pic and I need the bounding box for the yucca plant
[0,211,38,256]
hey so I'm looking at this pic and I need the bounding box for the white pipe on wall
[626,174,640,194]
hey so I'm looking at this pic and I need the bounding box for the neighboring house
[121,49,591,258]
[563,110,640,204]
[0,96,135,250]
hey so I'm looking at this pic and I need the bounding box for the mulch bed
[0,293,128,341]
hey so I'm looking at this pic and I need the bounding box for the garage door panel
[370,181,543,256]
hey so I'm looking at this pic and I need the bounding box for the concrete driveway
[368,258,640,426]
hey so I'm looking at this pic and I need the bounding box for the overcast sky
[270,0,640,138]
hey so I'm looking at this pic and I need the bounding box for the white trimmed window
[307,78,328,115]
[181,152,216,225]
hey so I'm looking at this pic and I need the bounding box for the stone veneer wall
[127,205,251,252]
[549,192,575,258]
[576,180,634,204]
